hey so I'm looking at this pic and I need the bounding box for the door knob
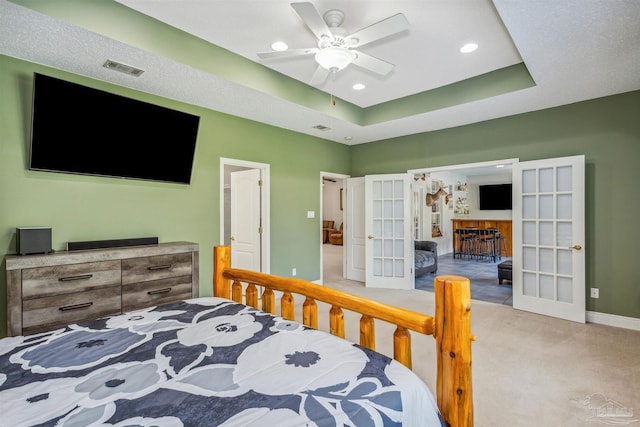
[367,235,374,239]
[230,236,235,241]
[569,244,582,250]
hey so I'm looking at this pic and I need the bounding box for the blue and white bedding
[0,297,444,426]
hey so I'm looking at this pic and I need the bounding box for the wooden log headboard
[213,245,474,427]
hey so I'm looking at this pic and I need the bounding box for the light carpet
[320,244,640,427]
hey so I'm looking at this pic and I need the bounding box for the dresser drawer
[21,260,121,299]
[122,253,192,285]
[122,276,193,312]
[22,285,121,335]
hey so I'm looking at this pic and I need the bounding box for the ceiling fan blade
[351,50,395,76]
[291,2,334,42]
[310,65,330,86]
[346,13,409,48]
[257,48,318,59]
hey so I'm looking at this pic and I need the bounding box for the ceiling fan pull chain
[331,70,336,106]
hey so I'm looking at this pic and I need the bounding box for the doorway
[320,172,349,284]
[409,156,586,323]
[409,159,517,303]
[220,158,270,273]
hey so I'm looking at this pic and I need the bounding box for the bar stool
[454,228,476,259]
[475,228,496,262]
[492,229,508,260]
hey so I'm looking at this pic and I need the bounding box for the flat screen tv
[479,184,512,210]
[29,73,200,184]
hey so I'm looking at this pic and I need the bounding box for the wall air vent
[103,60,145,77]
[312,124,331,131]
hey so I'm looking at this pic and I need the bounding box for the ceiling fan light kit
[315,46,355,71]
[257,2,409,85]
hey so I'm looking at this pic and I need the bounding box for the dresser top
[6,241,199,270]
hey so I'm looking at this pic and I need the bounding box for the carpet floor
[321,244,640,427]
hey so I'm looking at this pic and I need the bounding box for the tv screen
[479,184,512,210]
[29,73,200,184]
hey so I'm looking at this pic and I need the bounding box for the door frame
[220,157,270,274]
[320,171,350,284]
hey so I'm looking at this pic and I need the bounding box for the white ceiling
[1,0,639,145]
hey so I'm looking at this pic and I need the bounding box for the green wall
[2,1,639,335]
[351,90,640,319]
[0,55,351,337]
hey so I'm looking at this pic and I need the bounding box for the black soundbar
[67,237,159,252]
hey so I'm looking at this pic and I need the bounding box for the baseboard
[587,310,640,331]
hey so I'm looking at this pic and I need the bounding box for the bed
[0,245,473,426]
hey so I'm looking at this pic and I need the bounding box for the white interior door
[513,155,585,322]
[365,174,414,289]
[230,168,262,271]
[345,177,365,282]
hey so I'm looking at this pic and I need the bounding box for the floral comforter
[0,297,444,426]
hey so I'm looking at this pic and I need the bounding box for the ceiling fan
[257,2,410,86]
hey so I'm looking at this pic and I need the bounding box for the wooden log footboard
[213,245,473,427]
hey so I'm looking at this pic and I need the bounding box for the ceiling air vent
[103,60,145,77]
[312,124,331,131]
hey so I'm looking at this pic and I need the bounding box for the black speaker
[16,227,52,255]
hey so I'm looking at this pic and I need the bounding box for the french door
[512,155,585,322]
[364,174,413,289]
[345,177,366,282]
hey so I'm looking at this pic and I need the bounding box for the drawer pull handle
[147,264,173,271]
[148,287,172,295]
[59,274,93,282]
[59,302,93,312]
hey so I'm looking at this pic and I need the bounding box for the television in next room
[479,184,512,210]
[29,73,200,184]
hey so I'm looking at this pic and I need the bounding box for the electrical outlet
[590,288,599,298]
[292,268,296,276]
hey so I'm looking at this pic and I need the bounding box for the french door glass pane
[523,170,536,193]
[557,166,572,192]
[523,221,536,244]
[523,247,536,270]
[539,222,553,246]
[384,259,393,277]
[373,200,382,218]
[539,275,555,299]
[539,195,553,219]
[557,194,572,219]
[395,239,404,257]
[557,250,573,275]
[557,277,573,303]
[539,168,554,192]
[557,222,572,247]
[539,248,554,273]
[373,181,382,198]
[384,239,393,257]
[373,220,382,239]
[523,273,537,296]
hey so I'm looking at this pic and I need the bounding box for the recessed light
[344,136,353,141]
[352,83,365,90]
[271,41,288,51]
[460,43,478,53]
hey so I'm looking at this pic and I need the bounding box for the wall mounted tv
[479,184,512,210]
[29,73,200,184]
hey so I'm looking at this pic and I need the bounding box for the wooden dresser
[451,219,512,257]
[6,241,199,336]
